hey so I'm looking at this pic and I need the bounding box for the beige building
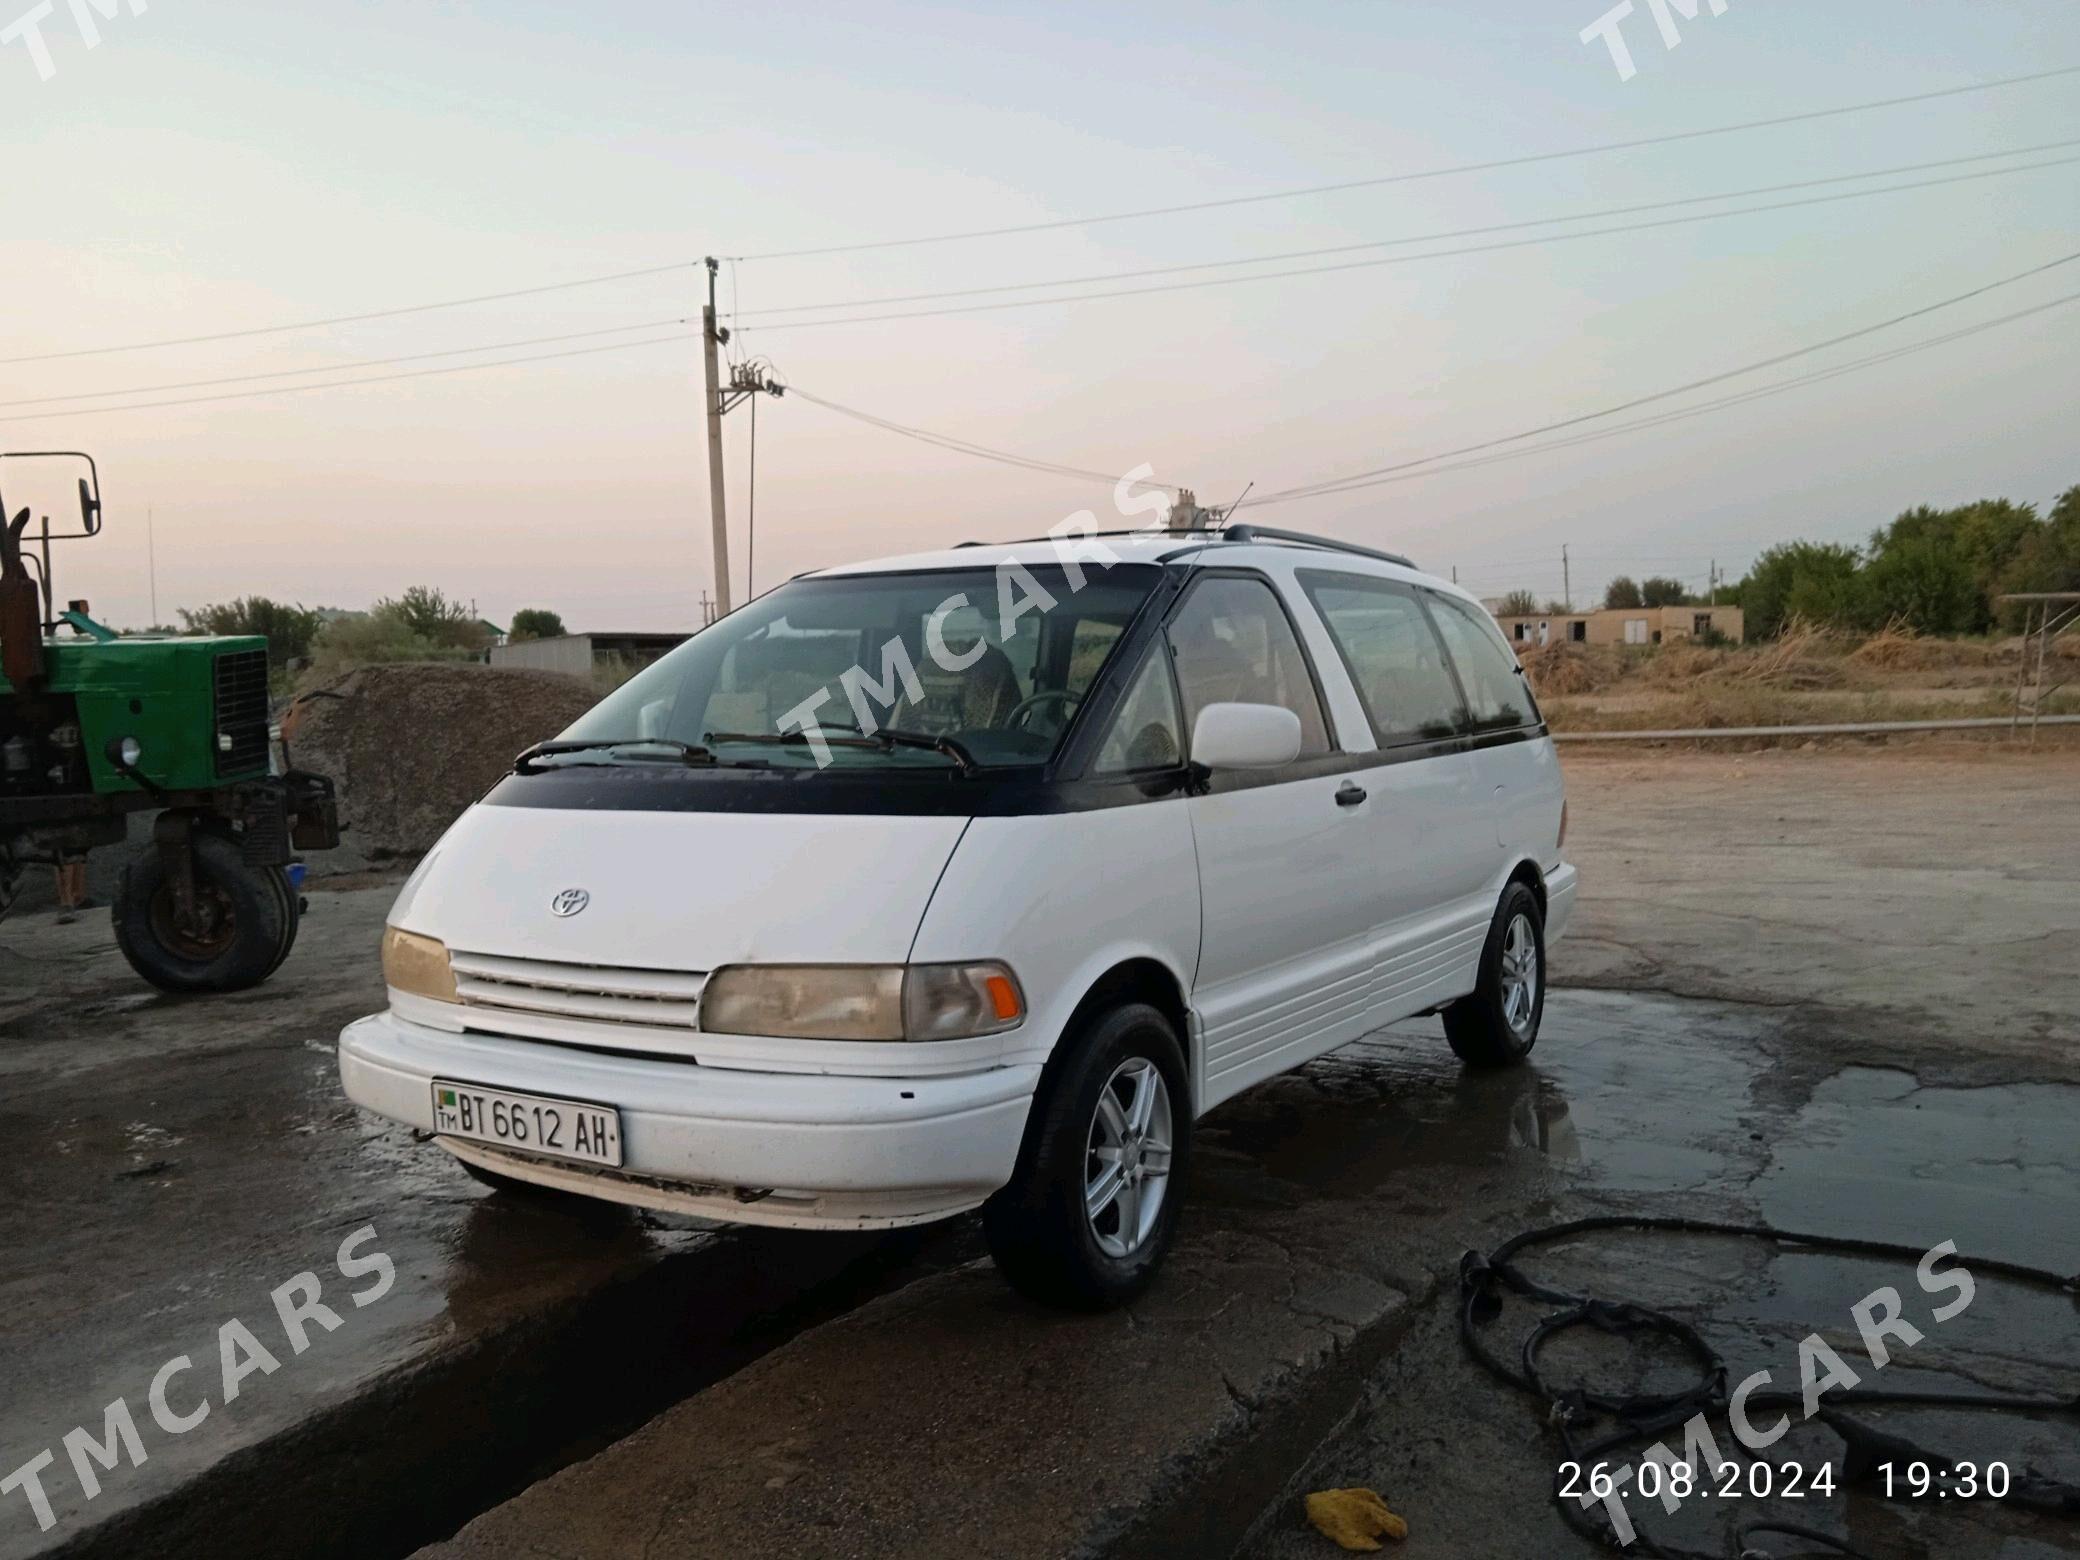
[1491,604,1744,648]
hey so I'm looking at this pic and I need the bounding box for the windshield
[552,564,1161,771]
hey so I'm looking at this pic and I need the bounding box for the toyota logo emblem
[550,888,591,918]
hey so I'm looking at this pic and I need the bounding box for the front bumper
[339,1010,1040,1230]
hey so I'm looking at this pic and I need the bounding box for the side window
[1425,595,1536,733]
[1166,577,1331,757]
[1299,573,1465,746]
[1094,649,1184,774]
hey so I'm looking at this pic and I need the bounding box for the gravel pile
[284,662,599,865]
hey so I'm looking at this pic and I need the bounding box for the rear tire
[983,1002,1190,1310]
[1443,881,1545,1067]
[113,830,287,994]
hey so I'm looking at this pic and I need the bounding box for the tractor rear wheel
[113,830,288,994]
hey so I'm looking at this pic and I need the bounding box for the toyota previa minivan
[340,525,1575,1308]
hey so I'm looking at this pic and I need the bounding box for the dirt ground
[2,740,2075,1560]
[1555,740,2080,1065]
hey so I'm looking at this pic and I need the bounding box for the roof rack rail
[1217,524,1415,570]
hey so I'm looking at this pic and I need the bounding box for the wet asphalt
[4,807,2078,1559]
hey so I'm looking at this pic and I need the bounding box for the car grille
[211,648,271,777]
[448,951,709,1032]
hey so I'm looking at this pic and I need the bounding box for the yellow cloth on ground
[1304,1487,1408,1550]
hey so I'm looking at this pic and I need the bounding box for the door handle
[1335,781,1367,808]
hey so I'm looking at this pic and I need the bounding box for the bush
[304,611,476,685]
[509,608,566,643]
[177,597,322,665]
[373,587,490,651]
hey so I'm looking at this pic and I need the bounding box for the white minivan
[340,525,1574,1308]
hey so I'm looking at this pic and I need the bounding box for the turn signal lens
[382,926,458,1003]
[699,962,1027,1042]
[903,962,1026,1042]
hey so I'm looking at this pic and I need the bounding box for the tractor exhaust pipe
[1,504,47,686]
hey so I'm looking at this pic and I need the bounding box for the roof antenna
[1212,482,1254,528]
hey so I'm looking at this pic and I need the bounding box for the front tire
[983,1002,1190,1310]
[1443,881,1545,1067]
[113,830,288,994]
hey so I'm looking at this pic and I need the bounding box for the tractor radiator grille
[211,648,271,777]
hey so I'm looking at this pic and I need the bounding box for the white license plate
[431,1081,623,1168]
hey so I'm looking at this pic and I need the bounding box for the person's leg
[55,859,88,911]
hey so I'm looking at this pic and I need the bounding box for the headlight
[701,962,1025,1042]
[382,926,457,1002]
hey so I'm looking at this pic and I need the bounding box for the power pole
[1709,559,1718,605]
[699,256,784,621]
[701,259,732,618]
[1561,544,1572,611]
[146,504,158,625]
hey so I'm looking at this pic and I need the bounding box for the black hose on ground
[1458,1214,2080,1559]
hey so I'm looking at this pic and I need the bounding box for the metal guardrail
[1552,715,2080,743]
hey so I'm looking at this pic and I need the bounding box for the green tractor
[1,451,341,991]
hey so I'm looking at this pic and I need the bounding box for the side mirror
[1190,702,1303,770]
[78,478,102,535]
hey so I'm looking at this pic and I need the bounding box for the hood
[390,801,970,970]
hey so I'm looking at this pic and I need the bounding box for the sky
[4,0,2077,629]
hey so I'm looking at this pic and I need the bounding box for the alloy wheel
[1084,1056,1174,1258]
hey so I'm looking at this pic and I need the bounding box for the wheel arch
[1504,856,1547,920]
[1050,955,1196,1107]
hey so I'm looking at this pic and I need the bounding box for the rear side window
[1425,594,1538,733]
[1166,577,1331,758]
[1299,572,1465,746]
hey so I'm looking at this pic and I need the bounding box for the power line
[733,155,2080,332]
[0,317,694,409]
[0,262,698,368]
[1241,287,2080,509]
[1242,251,2080,506]
[738,140,2080,318]
[785,387,1179,490]
[733,65,2080,260]
[0,331,698,423]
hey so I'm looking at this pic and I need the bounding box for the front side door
[1162,573,1380,1108]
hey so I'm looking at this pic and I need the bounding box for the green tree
[1855,532,1979,633]
[1734,542,1862,638]
[1603,576,1643,610]
[177,596,322,666]
[1639,576,1691,608]
[374,586,488,650]
[1496,590,1540,616]
[1866,499,2051,632]
[509,608,566,642]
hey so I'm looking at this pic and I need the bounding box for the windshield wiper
[513,738,716,774]
[703,726,979,777]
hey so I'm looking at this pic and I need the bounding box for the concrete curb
[35,1223,957,1560]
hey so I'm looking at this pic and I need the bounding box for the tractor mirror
[78,478,102,534]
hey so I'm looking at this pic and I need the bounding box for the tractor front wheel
[113,829,288,994]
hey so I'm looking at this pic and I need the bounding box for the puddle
[1755,1066,2080,1271]
[1201,989,1771,1199]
